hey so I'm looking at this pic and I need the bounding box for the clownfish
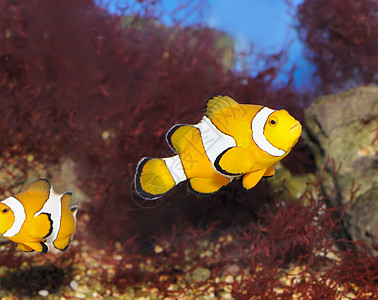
[0,178,78,253]
[135,95,302,200]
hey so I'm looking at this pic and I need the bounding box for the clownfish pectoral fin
[29,213,53,239]
[188,176,230,196]
[204,95,239,118]
[241,169,266,190]
[17,243,34,252]
[22,241,48,253]
[214,147,253,176]
[263,166,275,178]
[135,157,177,200]
[166,124,197,154]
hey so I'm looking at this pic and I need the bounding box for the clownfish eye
[2,208,8,213]
[269,117,278,126]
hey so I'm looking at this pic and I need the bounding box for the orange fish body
[0,179,77,253]
[135,96,302,199]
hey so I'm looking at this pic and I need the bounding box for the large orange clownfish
[135,96,302,199]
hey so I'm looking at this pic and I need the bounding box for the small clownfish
[135,95,302,200]
[0,178,78,253]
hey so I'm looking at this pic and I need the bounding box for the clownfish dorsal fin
[204,95,239,118]
[61,192,73,211]
[27,178,51,195]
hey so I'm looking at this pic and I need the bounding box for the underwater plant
[0,0,307,243]
[0,0,376,298]
[97,161,378,299]
[297,0,378,93]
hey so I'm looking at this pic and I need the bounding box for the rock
[189,267,211,282]
[223,264,240,276]
[304,87,377,202]
[344,184,378,252]
[304,86,378,248]
[38,290,49,297]
[15,156,88,205]
[267,163,316,203]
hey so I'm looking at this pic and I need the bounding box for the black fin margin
[42,213,53,239]
[37,178,51,185]
[53,238,72,252]
[62,192,74,207]
[187,179,228,197]
[166,124,185,154]
[204,94,238,118]
[239,174,254,192]
[59,241,70,252]
[19,245,35,252]
[214,147,243,177]
[31,178,52,191]
[262,175,274,178]
[204,94,222,118]
[40,242,48,253]
[29,178,52,203]
[134,157,166,200]
[239,174,267,192]
[187,180,218,197]
[70,204,78,213]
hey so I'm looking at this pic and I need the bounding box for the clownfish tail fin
[135,156,187,200]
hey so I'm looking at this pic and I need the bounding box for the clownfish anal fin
[241,169,266,190]
[214,147,253,176]
[188,176,230,195]
[29,213,53,239]
[204,95,239,118]
[17,243,34,252]
[263,166,275,178]
[22,241,48,253]
[27,178,51,193]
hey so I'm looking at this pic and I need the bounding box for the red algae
[0,0,306,243]
[0,0,376,298]
[297,0,378,94]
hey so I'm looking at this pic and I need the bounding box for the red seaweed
[0,0,307,243]
[297,0,378,94]
[0,0,376,298]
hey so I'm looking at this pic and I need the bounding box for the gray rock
[304,86,378,249]
[189,267,211,282]
[344,184,378,249]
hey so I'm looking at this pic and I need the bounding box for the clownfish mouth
[290,121,301,132]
